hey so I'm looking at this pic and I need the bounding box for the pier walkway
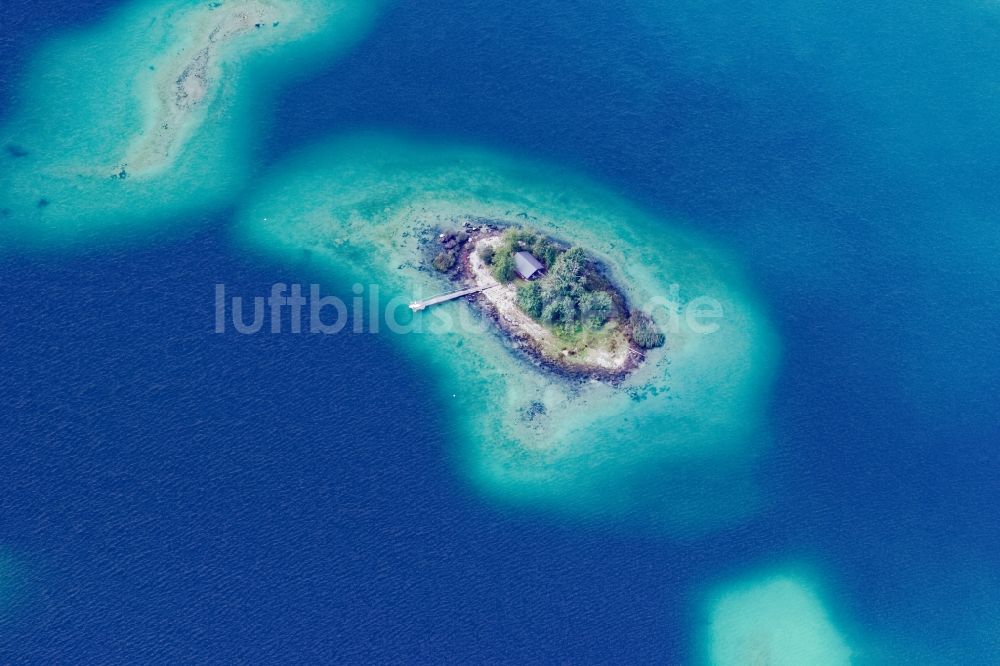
[409,284,498,311]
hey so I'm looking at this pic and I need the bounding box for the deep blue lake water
[2,0,998,662]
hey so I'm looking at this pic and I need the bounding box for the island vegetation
[431,229,468,272]
[425,224,664,378]
[482,228,665,350]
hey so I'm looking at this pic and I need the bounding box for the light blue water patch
[0,549,27,621]
[700,568,855,666]
[0,0,387,246]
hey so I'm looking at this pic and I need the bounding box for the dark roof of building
[513,251,545,280]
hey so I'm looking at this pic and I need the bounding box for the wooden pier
[409,284,498,311]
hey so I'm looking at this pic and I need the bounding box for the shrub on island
[433,250,456,272]
[578,290,614,329]
[491,251,516,282]
[631,311,665,349]
[516,281,544,318]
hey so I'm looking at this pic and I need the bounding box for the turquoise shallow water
[703,571,852,665]
[235,133,779,533]
[0,551,23,616]
[1,0,999,662]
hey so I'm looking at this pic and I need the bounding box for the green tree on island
[433,251,456,272]
[631,312,665,349]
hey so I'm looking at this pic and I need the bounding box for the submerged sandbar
[117,0,296,179]
[0,0,385,243]
[703,571,854,665]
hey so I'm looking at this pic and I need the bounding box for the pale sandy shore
[466,233,633,374]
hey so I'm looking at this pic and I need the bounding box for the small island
[423,224,665,380]
[239,134,778,515]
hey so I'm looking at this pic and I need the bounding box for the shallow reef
[236,133,779,531]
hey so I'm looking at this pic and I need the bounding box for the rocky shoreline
[424,219,647,384]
